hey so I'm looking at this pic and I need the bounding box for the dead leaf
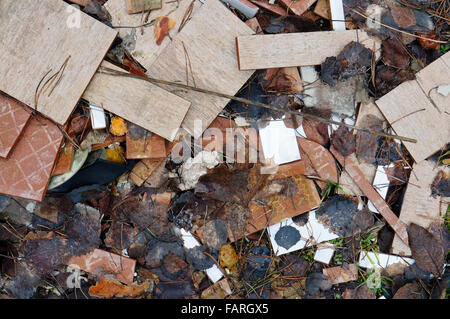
[109,117,128,136]
[154,16,175,46]
[89,277,150,299]
[382,38,410,69]
[331,127,356,157]
[407,223,445,276]
[390,6,416,29]
[393,282,426,299]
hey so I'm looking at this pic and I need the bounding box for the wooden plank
[148,0,255,137]
[0,0,117,125]
[415,51,450,115]
[236,30,380,70]
[279,0,317,16]
[391,160,450,256]
[330,146,409,245]
[125,0,162,14]
[105,0,203,69]
[82,61,191,141]
[314,0,330,19]
[375,79,449,163]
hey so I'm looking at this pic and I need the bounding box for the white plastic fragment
[89,103,107,130]
[436,84,450,97]
[367,164,395,214]
[300,66,319,108]
[179,228,224,283]
[221,0,259,19]
[329,0,346,31]
[359,251,414,269]
[267,210,339,256]
[259,118,301,165]
[314,244,335,264]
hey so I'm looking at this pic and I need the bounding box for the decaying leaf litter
[0,0,449,300]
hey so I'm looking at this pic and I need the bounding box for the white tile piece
[359,251,414,269]
[314,244,335,264]
[259,118,301,165]
[268,210,339,256]
[179,228,223,283]
[89,103,107,130]
[329,0,346,31]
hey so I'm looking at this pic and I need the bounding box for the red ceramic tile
[0,115,63,201]
[0,94,32,158]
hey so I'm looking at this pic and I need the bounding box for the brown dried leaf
[382,38,410,69]
[393,282,426,299]
[154,16,175,46]
[407,223,445,276]
[331,127,356,156]
[88,277,150,299]
[390,6,416,29]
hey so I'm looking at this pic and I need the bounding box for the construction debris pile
[0,0,449,299]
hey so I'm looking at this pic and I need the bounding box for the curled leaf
[154,16,176,46]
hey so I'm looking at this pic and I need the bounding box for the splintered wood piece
[82,61,191,142]
[125,0,162,14]
[245,17,264,34]
[105,0,203,69]
[66,248,136,284]
[0,0,117,125]
[236,30,380,70]
[52,143,75,176]
[391,160,450,256]
[242,175,321,241]
[314,0,330,19]
[0,94,32,159]
[248,0,288,16]
[297,138,338,186]
[129,158,166,186]
[323,264,359,284]
[148,0,255,137]
[279,0,317,16]
[126,124,166,159]
[330,146,409,245]
[375,77,449,163]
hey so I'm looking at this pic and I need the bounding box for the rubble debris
[323,263,359,284]
[236,30,380,70]
[392,160,449,256]
[66,248,136,284]
[201,278,232,299]
[0,116,64,201]
[202,219,228,252]
[359,251,414,270]
[375,52,450,163]
[222,0,259,19]
[179,151,221,190]
[0,0,117,125]
[274,225,301,250]
[126,124,166,159]
[263,67,303,94]
[259,119,301,165]
[248,0,288,16]
[279,0,317,17]
[0,94,32,159]
[52,143,76,176]
[314,244,335,265]
[83,61,191,142]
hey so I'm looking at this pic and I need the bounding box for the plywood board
[415,51,450,115]
[82,61,191,141]
[0,0,117,125]
[236,30,379,70]
[391,160,450,256]
[105,0,203,69]
[375,79,449,163]
[148,0,255,137]
[0,94,32,159]
[0,116,64,202]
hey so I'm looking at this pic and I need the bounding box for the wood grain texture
[331,147,409,245]
[0,0,117,125]
[82,62,191,141]
[125,0,162,14]
[391,160,450,256]
[67,0,91,6]
[236,30,380,70]
[105,0,202,69]
[375,78,449,163]
[415,51,450,115]
[148,0,255,137]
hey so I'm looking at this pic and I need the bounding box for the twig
[97,67,418,143]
